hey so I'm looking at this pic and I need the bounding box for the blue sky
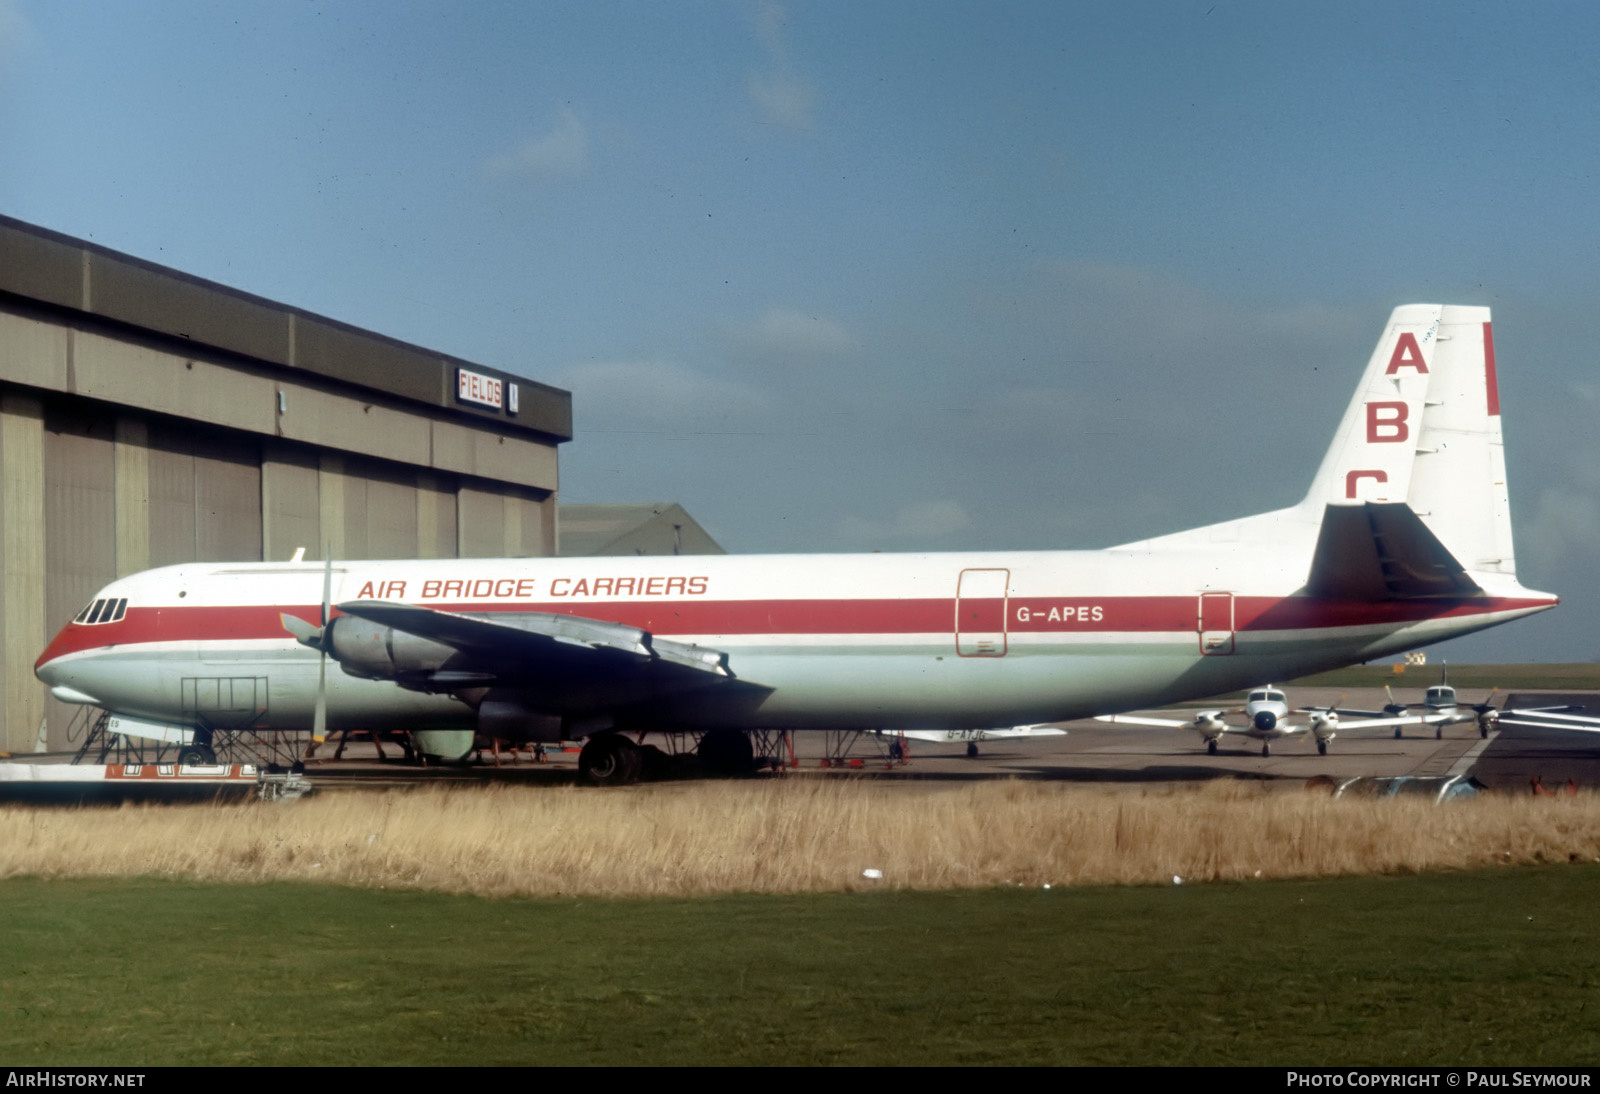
[3,1,1598,661]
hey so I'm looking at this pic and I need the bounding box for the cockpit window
[74,597,128,625]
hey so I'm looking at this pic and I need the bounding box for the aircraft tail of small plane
[1118,304,1536,601]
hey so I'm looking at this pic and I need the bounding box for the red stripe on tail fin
[1484,322,1500,416]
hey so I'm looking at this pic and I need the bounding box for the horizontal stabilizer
[1305,503,1480,600]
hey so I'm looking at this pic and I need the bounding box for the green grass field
[5,868,1600,1066]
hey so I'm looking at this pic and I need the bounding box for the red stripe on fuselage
[34,594,1553,667]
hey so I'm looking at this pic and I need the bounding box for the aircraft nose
[1254,710,1278,732]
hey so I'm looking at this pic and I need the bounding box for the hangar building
[0,215,571,752]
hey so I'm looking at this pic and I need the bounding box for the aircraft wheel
[1394,727,1403,740]
[1206,739,1218,755]
[1481,724,1490,739]
[579,734,642,786]
[1436,726,1443,740]
[966,741,979,759]
[1317,740,1328,756]
[697,728,755,776]
[177,744,216,766]
[1261,743,1270,757]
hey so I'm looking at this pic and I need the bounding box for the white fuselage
[35,548,1554,737]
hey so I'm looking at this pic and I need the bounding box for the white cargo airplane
[35,305,1557,784]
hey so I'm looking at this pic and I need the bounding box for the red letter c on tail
[1345,470,1389,499]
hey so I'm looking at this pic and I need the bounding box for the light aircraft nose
[1253,710,1278,733]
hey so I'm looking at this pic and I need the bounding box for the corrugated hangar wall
[0,216,573,752]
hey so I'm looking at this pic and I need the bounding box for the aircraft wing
[331,599,765,710]
[1328,706,1393,719]
[1496,709,1600,734]
[1094,714,1195,729]
[1319,713,1448,731]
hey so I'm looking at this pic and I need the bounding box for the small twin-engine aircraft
[881,725,1068,759]
[1335,668,1502,739]
[1094,685,1409,756]
[35,305,1558,784]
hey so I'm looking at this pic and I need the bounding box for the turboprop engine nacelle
[1307,710,1339,738]
[1193,711,1228,739]
[326,615,457,681]
[477,693,565,744]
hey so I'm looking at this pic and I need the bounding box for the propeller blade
[312,642,328,744]
[312,550,333,744]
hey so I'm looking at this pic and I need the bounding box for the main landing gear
[1206,739,1219,755]
[578,734,642,787]
[177,727,218,766]
[697,728,756,776]
[578,729,759,786]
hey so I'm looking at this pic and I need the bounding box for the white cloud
[552,359,773,433]
[485,107,589,178]
[835,500,973,548]
[746,2,814,130]
[720,306,856,362]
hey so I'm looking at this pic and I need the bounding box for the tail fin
[1301,304,1516,584]
[1116,305,1523,595]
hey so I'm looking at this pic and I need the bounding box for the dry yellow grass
[3,779,1600,898]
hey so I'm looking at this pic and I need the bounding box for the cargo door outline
[1198,593,1235,656]
[956,568,1010,657]
[181,676,269,729]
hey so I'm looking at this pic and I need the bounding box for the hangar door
[956,568,1010,657]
